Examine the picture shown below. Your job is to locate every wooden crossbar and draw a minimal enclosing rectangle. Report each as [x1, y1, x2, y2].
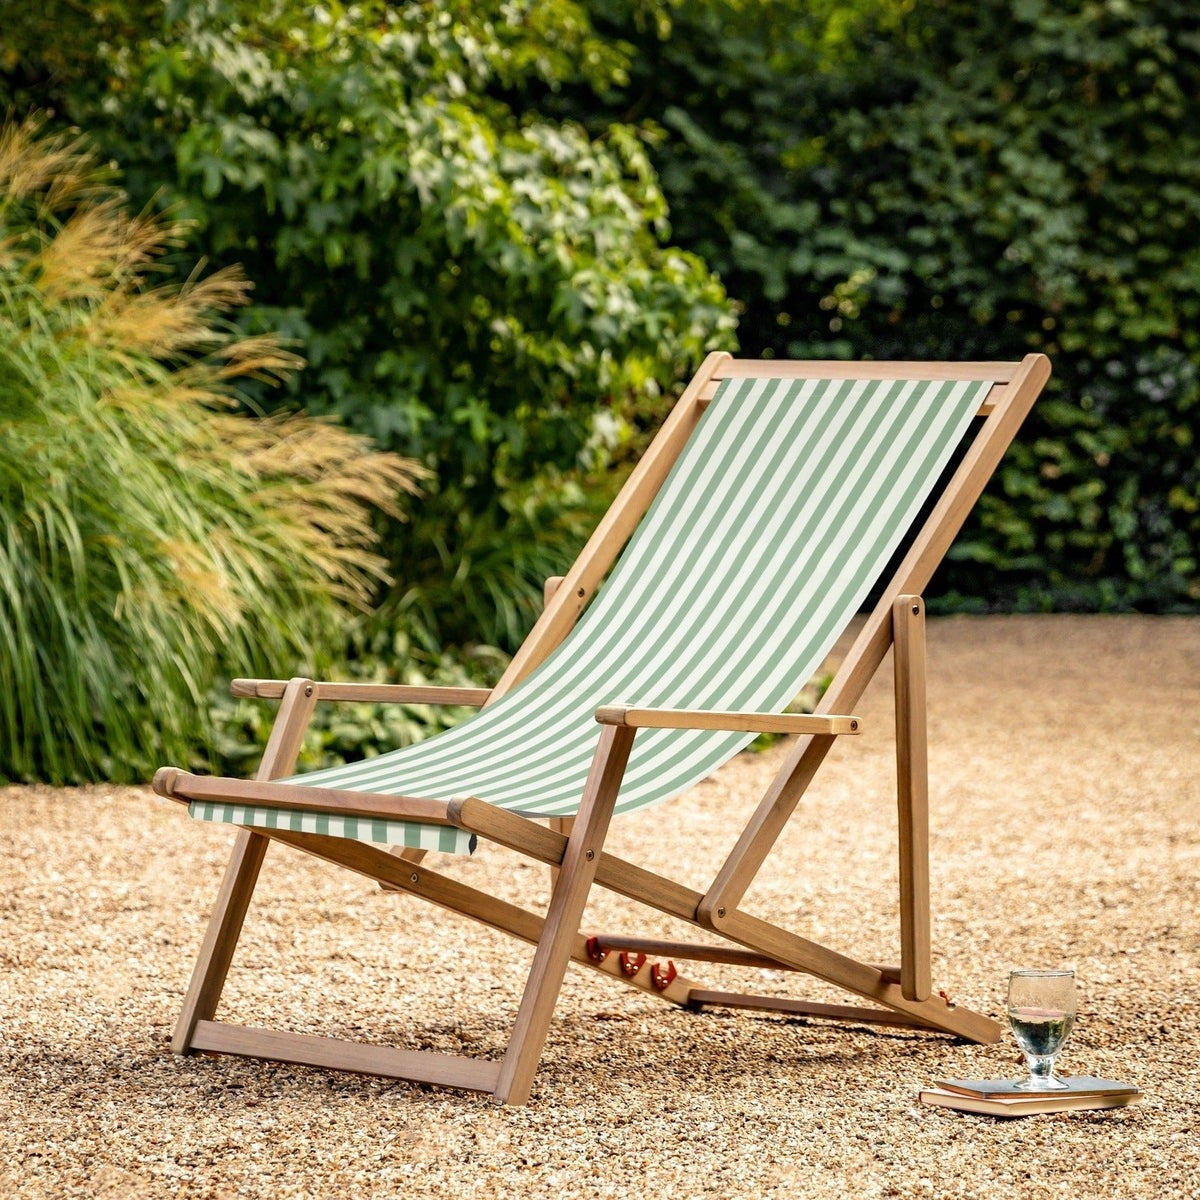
[585, 934, 902, 982]
[685, 993, 941, 1030]
[714, 360, 1019, 381]
[698, 366, 1012, 414]
[191, 1021, 503, 1092]
[594, 706, 862, 735]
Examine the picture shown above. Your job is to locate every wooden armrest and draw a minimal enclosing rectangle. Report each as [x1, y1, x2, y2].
[230, 678, 492, 706]
[153, 768, 460, 825]
[594, 706, 862, 735]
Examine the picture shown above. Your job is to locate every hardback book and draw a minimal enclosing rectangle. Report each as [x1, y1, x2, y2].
[919, 1084, 1143, 1119]
[933, 1075, 1140, 1101]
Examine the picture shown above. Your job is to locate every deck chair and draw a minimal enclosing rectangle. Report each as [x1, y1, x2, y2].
[154, 352, 1050, 1105]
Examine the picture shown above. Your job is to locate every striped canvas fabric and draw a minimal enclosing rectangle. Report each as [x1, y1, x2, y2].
[191, 375, 988, 852]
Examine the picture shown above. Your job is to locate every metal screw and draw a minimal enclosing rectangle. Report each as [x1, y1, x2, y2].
[577, 587, 586, 597]
[304, 684, 314, 696]
[717, 907, 726, 918]
[410, 872, 419, 883]
[585, 849, 595, 861]
[911, 603, 920, 615]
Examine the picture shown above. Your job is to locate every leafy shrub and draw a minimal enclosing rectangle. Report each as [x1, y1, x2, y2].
[205, 624, 507, 776]
[0, 118, 423, 782]
[3, 0, 737, 652]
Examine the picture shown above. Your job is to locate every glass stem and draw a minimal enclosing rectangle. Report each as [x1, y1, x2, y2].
[1026, 1054, 1057, 1084]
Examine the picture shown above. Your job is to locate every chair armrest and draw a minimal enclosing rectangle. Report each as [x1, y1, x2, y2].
[230, 678, 493, 707]
[594, 706, 862, 735]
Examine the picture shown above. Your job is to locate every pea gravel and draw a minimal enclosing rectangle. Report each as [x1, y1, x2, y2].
[2, 615, 1197, 1199]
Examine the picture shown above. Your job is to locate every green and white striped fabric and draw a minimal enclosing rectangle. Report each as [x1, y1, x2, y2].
[190, 375, 988, 853]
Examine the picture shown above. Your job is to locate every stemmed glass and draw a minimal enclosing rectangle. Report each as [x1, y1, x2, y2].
[1006, 968, 1076, 1091]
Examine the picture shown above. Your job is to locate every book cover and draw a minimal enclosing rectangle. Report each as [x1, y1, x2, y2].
[933, 1075, 1139, 1101]
[919, 1087, 1143, 1118]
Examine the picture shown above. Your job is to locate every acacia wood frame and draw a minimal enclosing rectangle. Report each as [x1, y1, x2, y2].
[155, 351, 1051, 1105]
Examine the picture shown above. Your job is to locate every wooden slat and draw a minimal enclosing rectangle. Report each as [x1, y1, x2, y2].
[191, 1021, 502, 1093]
[258, 678, 319, 779]
[893, 596, 931, 1002]
[698, 374, 1003, 414]
[601, 849, 710, 924]
[230, 678, 492, 706]
[698, 353, 1050, 922]
[172, 833, 269, 1055]
[160, 772, 458, 826]
[589, 936, 789, 969]
[595, 706, 861, 735]
[547, 814, 573, 888]
[451, 796, 568, 863]
[685, 992, 939, 1029]
[714, 360, 1019, 382]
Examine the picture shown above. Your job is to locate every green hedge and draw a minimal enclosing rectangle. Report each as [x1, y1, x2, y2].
[5, 0, 1195, 618]
[554, 0, 1200, 610]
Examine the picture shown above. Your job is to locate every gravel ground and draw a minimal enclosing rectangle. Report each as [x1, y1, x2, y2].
[2, 615, 1198, 1199]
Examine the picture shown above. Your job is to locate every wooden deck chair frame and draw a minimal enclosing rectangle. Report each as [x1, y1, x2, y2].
[155, 351, 1051, 1105]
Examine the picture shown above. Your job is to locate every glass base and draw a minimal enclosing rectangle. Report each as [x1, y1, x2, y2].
[1013, 1073, 1070, 1091]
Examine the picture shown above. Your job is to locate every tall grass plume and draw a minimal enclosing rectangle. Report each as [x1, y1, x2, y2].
[0, 116, 424, 783]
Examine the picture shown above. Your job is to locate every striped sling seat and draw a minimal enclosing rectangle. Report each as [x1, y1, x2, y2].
[186, 373, 988, 853]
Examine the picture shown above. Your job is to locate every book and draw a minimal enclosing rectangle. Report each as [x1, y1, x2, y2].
[919, 1086, 1143, 1118]
[933, 1075, 1139, 1101]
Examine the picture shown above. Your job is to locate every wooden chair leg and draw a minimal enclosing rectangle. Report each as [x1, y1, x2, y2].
[893, 596, 931, 1002]
[494, 724, 635, 1105]
[172, 828, 270, 1052]
[172, 676, 318, 1052]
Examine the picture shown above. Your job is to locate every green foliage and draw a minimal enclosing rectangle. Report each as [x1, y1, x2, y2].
[3, 0, 736, 652]
[0, 118, 422, 782]
[205, 625, 505, 776]
[560, 0, 1200, 610]
[387, 467, 606, 655]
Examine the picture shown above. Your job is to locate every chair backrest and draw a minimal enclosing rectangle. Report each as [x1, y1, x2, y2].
[291, 373, 988, 826]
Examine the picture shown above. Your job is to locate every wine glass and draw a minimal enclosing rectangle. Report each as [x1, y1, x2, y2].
[1006, 968, 1076, 1090]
